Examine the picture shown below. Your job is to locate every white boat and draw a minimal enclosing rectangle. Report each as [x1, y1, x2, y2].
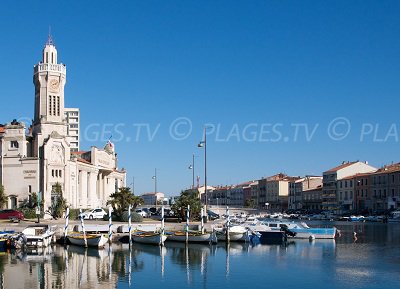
[22, 225, 56, 248]
[388, 211, 400, 223]
[132, 231, 167, 246]
[167, 231, 217, 243]
[251, 219, 337, 239]
[67, 232, 108, 248]
[215, 226, 250, 242]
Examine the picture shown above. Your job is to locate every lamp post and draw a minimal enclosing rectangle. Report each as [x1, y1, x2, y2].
[152, 168, 157, 209]
[188, 153, 195, 189]
[198, 127, 208, 219]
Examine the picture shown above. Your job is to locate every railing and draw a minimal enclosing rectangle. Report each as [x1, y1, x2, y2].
[34, 63, 66, 74]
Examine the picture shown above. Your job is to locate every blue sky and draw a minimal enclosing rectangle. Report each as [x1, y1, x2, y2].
[1, 0, 400, 195]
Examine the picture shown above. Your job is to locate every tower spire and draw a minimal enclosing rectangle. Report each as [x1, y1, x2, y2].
[46, 26, 55, 46]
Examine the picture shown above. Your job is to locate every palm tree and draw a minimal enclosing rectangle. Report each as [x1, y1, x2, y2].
[171, 190, 201, 221]
[0, 185, 8, 209]
[107, 187, 143, 219]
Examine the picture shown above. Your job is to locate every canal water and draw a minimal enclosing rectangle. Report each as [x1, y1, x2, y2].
[0, 222, 399, 289]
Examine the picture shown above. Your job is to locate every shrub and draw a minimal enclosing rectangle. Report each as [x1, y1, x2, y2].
[20, 208, 37, 219]
[121, 211, 143, 223]
[69, 209, 80, 220]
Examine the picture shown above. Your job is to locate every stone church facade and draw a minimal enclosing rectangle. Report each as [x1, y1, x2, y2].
[0, 36, 126, 212]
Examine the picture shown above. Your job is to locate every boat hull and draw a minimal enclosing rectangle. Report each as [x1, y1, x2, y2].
[132, 233, 167, 246]
[167, 231, 217, 243]
[289, 228, 337, 239]
[216, 231, 249, 242]
[68, 233, 108, 248]
[258, 230, 287, 244]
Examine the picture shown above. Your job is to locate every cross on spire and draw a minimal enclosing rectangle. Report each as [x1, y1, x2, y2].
[46, 26, 55, 46]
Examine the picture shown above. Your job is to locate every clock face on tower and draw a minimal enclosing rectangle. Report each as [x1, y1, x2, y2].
[49, 79, 60, 92]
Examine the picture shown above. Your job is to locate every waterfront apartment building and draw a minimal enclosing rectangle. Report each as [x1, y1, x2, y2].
[209, 186, 231, 206]
[322, 161, 376, 212]
[0, 36, 126, 212]
[370, 164, 400, 211]
[288, 176, 323, 210]
[337, 176, 355, 212]
[140, 192, 165, 206]
[257, 173, 300, 211]
[65, 108, 80, 152]
[302, 186, 323, 210]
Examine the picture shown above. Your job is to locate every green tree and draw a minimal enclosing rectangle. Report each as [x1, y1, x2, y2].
[0, 185, 8, 209]
[107, 187, 143, 220]
[31, 192, 44, 209]
[50, 183, 67, 219]
[171, 190, 201, 221]
[245, 198, 256, 208]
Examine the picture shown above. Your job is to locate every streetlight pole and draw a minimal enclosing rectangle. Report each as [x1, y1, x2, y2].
[153, 168, 157, 209]
[188, 154, 195, 189]
[198, 127, 208, 219]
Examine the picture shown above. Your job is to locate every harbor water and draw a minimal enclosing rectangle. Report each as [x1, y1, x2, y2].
[0, 222, 399, 289]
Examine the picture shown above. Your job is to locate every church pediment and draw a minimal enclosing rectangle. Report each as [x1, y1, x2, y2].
[44, 138, 70, 165]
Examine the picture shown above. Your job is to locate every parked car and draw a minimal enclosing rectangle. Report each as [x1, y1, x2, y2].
[79, 208, 107, 220]
[135, 209, 149, 218]
[0, 209, 24, 221]
[207, 210, 220, 220]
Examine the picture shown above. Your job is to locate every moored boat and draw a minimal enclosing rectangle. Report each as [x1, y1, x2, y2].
[132, 231, 167, 246]
[67, 232, 108, 248]
[167, 230, 217, 244]
[388, 211, 400, 223]
[22, 225, 56, 248]
[215, 226, 251, 242]
[255, 220, 337, 239]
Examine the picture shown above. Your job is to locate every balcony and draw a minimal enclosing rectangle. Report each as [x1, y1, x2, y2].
[34, 63, 66, 75]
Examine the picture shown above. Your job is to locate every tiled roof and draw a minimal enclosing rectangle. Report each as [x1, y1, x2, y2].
[77, 158, 91, 165]
[374, 163, 400, 174]
[0, 127, 5, 133]
[71, 151, 89, 155]
[326, 161, 358, 173]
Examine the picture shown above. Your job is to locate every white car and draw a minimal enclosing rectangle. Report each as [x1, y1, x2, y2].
[79, 208, 107, 220]
[135, 209, 149, 218]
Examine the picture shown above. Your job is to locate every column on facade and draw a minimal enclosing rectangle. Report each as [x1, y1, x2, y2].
[78, 170, 83, 206]
[97, 172, 103, 202]
[80, 170, 88, 208]
[103, 174, 108, 206]
[88, 170, 98, 208]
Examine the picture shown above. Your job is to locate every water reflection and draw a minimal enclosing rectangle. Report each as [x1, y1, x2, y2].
[0, 223, 398, 289]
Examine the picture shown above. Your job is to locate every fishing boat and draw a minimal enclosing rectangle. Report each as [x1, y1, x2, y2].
[167, 230, 217, 244]
[67, 232, 108, 248]
[132, 231, 167, 246]
[22, 225, 56, 248]
[215, 226, 251, 242]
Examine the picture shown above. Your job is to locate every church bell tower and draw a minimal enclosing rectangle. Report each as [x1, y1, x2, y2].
[33, 33, 67, 142]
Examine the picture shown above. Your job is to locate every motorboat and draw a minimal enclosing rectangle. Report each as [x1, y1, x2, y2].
[67, 232, 108, 248]
[253, 219, 337, 239]
[22, 225, 56, 248]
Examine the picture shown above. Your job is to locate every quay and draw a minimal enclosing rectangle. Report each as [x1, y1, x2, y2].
[0, 218, 223, 243]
